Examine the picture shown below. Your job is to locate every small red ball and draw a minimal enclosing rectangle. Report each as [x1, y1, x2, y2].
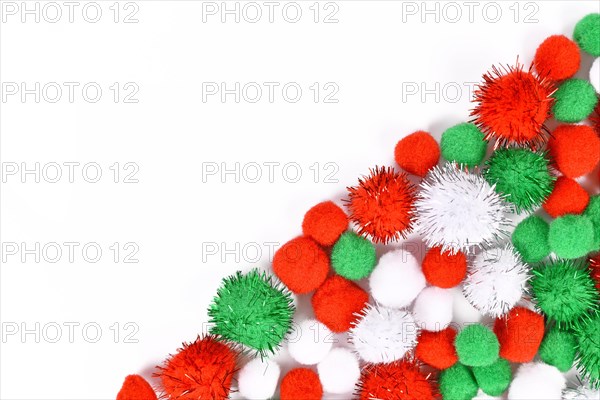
[357, 360, 436, 400]
[415, 327, 458, 370]
[273, 236, 330, 294]
[548, 124, 600, 178]
[395, 131, 441, 177]
[302, 201, 348, 246]
[421, 247, 467, 288]
[280, 368, 323, 400]
[493, 307, 545, 363]
[589, 254, 600, 291]
[543, 176, 589, 217]
[534, 35, 581, 81]
[117, 375, 157, 400]
[312, 275, 369, 332]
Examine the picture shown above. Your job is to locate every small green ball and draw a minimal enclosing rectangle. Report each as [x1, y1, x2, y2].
[584, 195, 600, 250]
[512, 215, 551, 263]
[538, 327, 577, 372]
[549, 215, 595, 259]
[552, 79, 598, 123]
[455, 324, 500, 367]
[439, 363, 479, 400]
[574, 312, 600, 388]
[331, 231, 376, 280]
[472, 358, 512, 396]
[440, 123, 487, 167]
[574, 13, 600, 56]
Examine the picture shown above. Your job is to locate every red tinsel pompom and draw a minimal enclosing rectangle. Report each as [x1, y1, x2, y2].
[394, 131, 440, 177]
[117, 375, 157, 400]
[273, 236, 330, 294]
[493, 307, 545, 363]
[422, 246, 467, 288]
[543, 176, 590, 217]
[415, 327, 458, 370]
[312, 275, 369, 333]
[280, 368, 323, 400]
[548, 124, 600, 178]
[357, 359, 436, 400]
[591, 102, 600, 135]
[534, 35, 581, 81]
[302, 201, 348, 246]
[589, 254, 600, 291]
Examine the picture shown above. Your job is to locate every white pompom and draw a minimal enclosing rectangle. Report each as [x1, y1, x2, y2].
[473, 389, 501, 400]
[350, 304, 418, 363]
[317, 347, 360, 394]
[288, 318, 333, 365]
[563, 385, 600, 399]
[591, 58, 600, 94]
[238, 358, 281, 400]
[452, 287, 483, 324]
[507, 362, 565, 400]
[369, 249, 425, 308]
[412, 286, 453, 331]
[463, 244, 529, 318]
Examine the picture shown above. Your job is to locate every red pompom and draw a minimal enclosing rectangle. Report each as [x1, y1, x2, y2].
[117, 375, 157, 400]
[394, 131, 441, 177]
[493, 307, 545, 363]
[273, 236, 330, 294]
[415, 327, 458, 370]
[346, 166, 417, 244]
[312, 275, 369, 332]
[357, 359, 437, 400]
[591, 102, 600, 135]
[302, 201, 348, 246]
[543, 176, 589, 217]
[548, 124, 600, 178]
[155, 335, 238, 400]
[589, 254, 600, 291]
[534, 35, 581, 81]
[421, 246, 467, 288]
[280, 368, 323, 400]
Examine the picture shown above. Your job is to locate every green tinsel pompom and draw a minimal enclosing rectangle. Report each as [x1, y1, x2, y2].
[584, 195, 600, 251]
[455, 324, 499, 367]
[512, 215, 551, 263]
[331, 231, 376, 280]
[548, 215, 595, 259]
[484, 148, 554, 213]
[574, 313, 600, 388]
[538, 327, 577, 372]
[472, 358, 511, 396]
[440, 123, 488, 167]
[552, 79, 599, 123]
[208, 269, 294, 356]
[439, 363, 479, 400]
[574, 13, 600, 56]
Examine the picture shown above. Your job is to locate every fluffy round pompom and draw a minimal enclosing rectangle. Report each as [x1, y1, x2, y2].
[585, 196, 600, 249]
[413, 286, 453, 331]
[422, 246, 467, 288]
[548, 215, 595, 259]
[331, 231, 376, 280]
[415, 327, 458, 370]
[455, 324, 499, 367]
[280, 368, 323, 400]
[507, 362, 566, 400]
[312, 275, 369, 333]
[369, 249, 426, 308]
[493, 307, 545, 363]
[563, 386, 600, 400]
[208, 270, 294, 355]
[302, 201, 348, 246]
[156, 335, 238, 400]
[591, 58, 600, 93]
[548, 124, 600, 178]
[543, 176, 589, 218]
[511, 215, 550, 263]
[317, 347, 360, 394]
[552, 79, 599, 122]
[346, 166, 417, 244]
[117, 375, 157, 400]
[238, 358, 280, 400]
[440, 123, 487, 167]
[395, 130, 440, 177]
[356, 359, 436, 400]
[538, 327, 577, 372]
[573, 312, 600, 387]
[439, 363, 479, 400]
[350, 305, 418, 363]
[534, 35, 581, 81]
[472, 358, 511, 396]
[273, 237, 329, 294]
[288, 319, 333, 365]
[574, 13, 600, 56]
[416, 164, 510, 254]
[463, 245, 528, 318]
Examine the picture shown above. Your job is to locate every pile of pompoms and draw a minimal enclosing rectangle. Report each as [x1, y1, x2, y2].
[117, 14, 600, 400]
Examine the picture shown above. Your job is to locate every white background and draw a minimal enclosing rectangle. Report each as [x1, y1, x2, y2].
[1, 1, 599, 399]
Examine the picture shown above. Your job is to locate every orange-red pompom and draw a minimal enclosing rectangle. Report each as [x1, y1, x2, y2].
[312, 275, 369, 332]
[534, 35, 581, 81]
[280, 368, 323, 400]
[394, 131, 441, 177]
[357, 359, 437, 400]
[493, 307, 545, 363]
[591, 102, 600, 134]
[548, 124, 600, 178]
[421, 246, 467, 288]
[543, 176, 590, 217]
[302, 201, 348, 246]
[415, 327, 459, 370]
[590, 254, 600, 291]
[117, 375, 157, 400]
[273, 236, 330, 294]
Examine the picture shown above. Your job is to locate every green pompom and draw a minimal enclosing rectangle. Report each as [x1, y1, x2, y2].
[440, 123, 488, 167]
[548, 215, 595, 259]
[574, 13, 600, 56]
[531, 260, 599, 326]
[455, 324, 499, 367]
[538, 327, 577, 372]
[552, 79, 598, 123]
[331, 231, 376, 280]
[484, 148, 554, 213]
[208, 269, 294, 356]
[574, 313, 600, 388]
[512, 215, 551, 263]
[472, 358, 511, 396]
[584, 195, 600, 250]
[439, 363, 479, 400]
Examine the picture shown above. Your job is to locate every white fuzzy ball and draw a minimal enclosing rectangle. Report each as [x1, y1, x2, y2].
[452, 287, 483, 324]
[288, 318, 333, 365]
[238, 358, 280, 400]
[369, 249, 425, 308]
[591, 58, 600, 94]
[350, 304, 418, 363]
[508, 362, 565, 400]
[317, 347, 360, 394]
[563, 385, 600, 399]
[473, 389, 501, 400]
[412, 286, 453, 331]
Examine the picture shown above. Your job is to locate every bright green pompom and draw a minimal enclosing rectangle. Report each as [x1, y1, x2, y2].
[455, 324, 500, 367]
[440, 123, 488, 167]
[584, 195, 600, 250]
[331, 231, 376, 280]
[538, 327, 577, 372]
[574, 312, 600, 388]
[512, 215, 551, 263]
[552, 79, 598, 122]
[574, 13, 600, 56]
[472, 358, 511, 396]
[208, 269, 294, 356]
[439, 363, 479, 400]
[548, 215, 595, 259]
[484, 148, 554, 213]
